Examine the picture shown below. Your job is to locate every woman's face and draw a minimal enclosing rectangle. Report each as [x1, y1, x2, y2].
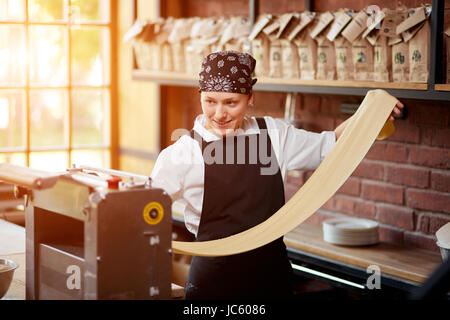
[201, 91, 253, 137]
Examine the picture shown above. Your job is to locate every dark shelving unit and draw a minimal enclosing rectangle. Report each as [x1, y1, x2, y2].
[131, 0, 450, 101]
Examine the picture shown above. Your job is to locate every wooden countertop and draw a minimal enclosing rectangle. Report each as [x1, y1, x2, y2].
[284, 223, 442, 284]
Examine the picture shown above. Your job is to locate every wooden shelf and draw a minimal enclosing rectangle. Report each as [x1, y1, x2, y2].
[435, 84, 450, 91]
[257, 77, 428, 90]
[132, 69, 427, 90]
[132, 69, 450, 101]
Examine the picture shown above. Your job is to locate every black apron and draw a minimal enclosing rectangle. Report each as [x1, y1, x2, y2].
[185, 118, 293, 300]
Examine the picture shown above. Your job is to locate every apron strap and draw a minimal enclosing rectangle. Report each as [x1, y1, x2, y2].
[255, 117, 267, 130]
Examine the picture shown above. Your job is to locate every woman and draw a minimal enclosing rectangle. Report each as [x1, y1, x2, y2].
[151, 50, 403, 299]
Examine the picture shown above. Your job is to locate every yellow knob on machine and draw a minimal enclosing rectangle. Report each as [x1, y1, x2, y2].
[142, 202, 164, 225]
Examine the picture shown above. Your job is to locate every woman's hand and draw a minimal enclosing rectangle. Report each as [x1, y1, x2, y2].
[334, 100, 405, 141]
[389, 101, 404, 121]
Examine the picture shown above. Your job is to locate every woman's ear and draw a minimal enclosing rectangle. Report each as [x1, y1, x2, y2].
[248, 94, 254, 107]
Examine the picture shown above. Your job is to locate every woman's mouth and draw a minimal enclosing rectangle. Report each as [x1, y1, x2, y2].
[213, 120, 232, 128]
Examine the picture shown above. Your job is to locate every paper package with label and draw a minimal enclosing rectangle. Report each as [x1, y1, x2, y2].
[124, 20, 159, 71]
[262, 16, 283, 78]
[249, 14, 272, 77]
[334, 35, 354, 80]
[221, 16, 251, 53]
[373, 34, 392, 82]
[361, 8, 391, 82]
[278, 13, 301, 78]
[185, 18, 223, 75]
[352, 35, 374, 81]
[381, 7, 409, 82]
[289, 11, 316, 80]
[311, 12, 335, 80]
[168, 18, 197, 73]
[399, 6, 431, 83]
[154, 18, 176, 72]
[328, 9, 354, 80]
[341, 10, 373, 81]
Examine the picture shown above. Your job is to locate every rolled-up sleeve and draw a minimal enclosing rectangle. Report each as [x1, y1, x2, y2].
[150, 135, 195, 202]
[151, 147, 183, 201]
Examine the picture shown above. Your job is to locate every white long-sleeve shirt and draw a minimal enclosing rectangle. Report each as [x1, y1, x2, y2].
[150, 114, 336, 236]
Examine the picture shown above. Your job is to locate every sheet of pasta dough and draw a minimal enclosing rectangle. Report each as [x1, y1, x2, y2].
[172, 89, 399, 256]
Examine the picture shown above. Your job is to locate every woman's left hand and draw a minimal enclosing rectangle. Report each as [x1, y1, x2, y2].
[389, 101, 404, 121]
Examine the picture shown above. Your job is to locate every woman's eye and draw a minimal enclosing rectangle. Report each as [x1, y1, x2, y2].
[227, 101, 236, 105]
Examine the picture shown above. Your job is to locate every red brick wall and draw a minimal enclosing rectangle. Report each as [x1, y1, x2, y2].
[161, 0, 450, 253]
[263, 93, 450, 253]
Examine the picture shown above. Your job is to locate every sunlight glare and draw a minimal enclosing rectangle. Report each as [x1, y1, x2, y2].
[0, 98, 9, 129]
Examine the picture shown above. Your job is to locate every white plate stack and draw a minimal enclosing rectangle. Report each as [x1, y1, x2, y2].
[323, 217, 379, 246]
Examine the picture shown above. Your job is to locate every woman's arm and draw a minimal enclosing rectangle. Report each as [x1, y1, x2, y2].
[334, 101, 405, 141]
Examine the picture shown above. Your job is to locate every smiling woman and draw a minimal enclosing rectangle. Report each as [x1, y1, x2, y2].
[200, 91, 253, 137]
[0, 0, 113, 172]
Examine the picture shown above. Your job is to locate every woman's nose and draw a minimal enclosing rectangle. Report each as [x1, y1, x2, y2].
[215, 104, 226, 119]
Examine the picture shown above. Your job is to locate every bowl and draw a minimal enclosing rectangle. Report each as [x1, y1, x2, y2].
[0, 258, 18, 299]
[436, 242, 450, 262]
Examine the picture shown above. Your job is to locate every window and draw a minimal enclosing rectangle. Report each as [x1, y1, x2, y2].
[0, 0, 113, 172]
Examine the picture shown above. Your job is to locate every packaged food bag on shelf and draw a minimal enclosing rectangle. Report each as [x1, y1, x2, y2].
[262, 16, 282, 78]
[221, 16, 251, 53]
[343, 10, 372, 81]
[341, 10, 369, 44]
[373, 35, 392, 82]
[155, 17, 175, 72]
[327, 9, 354, 81]
[211, 16, 229, 52]
[123, 20, 161, 71]
[446, 26, 450, 84]
[168, 17, 197, 73]
[334, 36, 354, 80]
[360, 8, 390, 82]
[146, 18, 164, 71]
[327, 9, 352, 42]
[249, 14, 272, 77]
[396, 6, 428, 41]
[309, 11, 335, 80]
[352, 35, 374, 81]
[186, 18, 222, 75]
[277, 13, 300, 78]
[391, 39, 409, 82]
[289, 11, 316, 80]
[408, 20, 430, 83]
[384, 7, 409, 82]
[309, 11, 334, 39]
[362, 7, 385, 46]
[397, 6, 431, 83]
[381, 7, 405, 39]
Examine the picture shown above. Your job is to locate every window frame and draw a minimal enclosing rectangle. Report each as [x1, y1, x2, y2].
[0, 0, 118, 170]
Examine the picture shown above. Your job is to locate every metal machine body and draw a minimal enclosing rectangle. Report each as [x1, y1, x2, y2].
[0, 164, 172, 300]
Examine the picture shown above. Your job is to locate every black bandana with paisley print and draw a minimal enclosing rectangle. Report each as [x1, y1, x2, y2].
[198, 50, 258, 95]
